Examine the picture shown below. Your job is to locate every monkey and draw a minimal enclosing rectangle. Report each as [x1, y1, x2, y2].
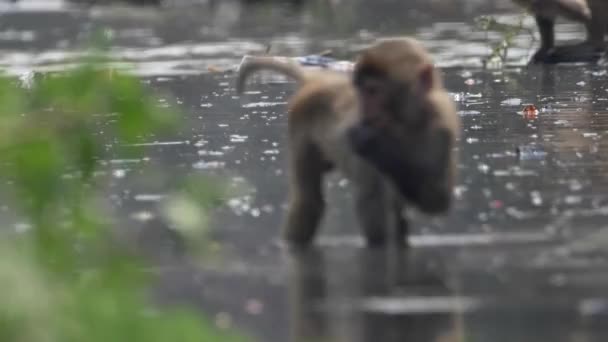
[236, 37, 460, 249]
[512, 0, 608, 63]
[346, 41, 460, 216]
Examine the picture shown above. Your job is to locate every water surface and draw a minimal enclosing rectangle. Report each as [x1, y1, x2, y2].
[2, 1, 607, 341]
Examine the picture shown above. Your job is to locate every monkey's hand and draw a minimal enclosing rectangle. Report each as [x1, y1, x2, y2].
[347, 121, 381, 155]
[347, 122, 427, 201]
[348, 123, 453, 213]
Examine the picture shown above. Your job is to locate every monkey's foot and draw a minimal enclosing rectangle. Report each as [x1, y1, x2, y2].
[530, 43, 605, 64]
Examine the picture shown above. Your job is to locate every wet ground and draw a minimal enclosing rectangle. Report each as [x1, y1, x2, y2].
[2, 0, 608, 341]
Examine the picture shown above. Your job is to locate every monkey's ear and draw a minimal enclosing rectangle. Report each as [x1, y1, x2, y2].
[418, 64, 435, 93]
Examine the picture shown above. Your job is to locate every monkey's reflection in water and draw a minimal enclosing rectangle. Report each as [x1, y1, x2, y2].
[286, 248, 463, 342]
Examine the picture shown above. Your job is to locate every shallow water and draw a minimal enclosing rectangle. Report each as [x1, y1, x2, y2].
[2, 1, 608, 341]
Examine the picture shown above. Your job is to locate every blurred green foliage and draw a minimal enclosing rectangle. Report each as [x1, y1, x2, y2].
[475, 14, 534, 68]
[0, 48, 248, 341]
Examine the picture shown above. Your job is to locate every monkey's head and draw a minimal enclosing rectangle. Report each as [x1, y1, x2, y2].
[349, 38, 452, 213]
[352, 38, 440, 134]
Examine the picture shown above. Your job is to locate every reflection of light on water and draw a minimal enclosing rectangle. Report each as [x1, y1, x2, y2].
[2, 57, 242, 78]
[227, 195, 253, 216]
[198, 150, 224, 156]
[134, 194, 165, 202]
[457, 110, 481, 116]
[14, 222, 31, 234]
[230, 134, 247, 143]
[242, 102, 287, 108]
[0, 30, 35, 42]
[0, 0, 67, 12]
[360, 296, 482, 314]
[130, 210, 155, 222]
[194, 139, 208, 147]
[123, 140, 189, 147]
[192, 160, 225, 169]
[319, 231, 554, 248]
[112, 169, 127, 178]
[0, 39, 267, 77]
[106, 157, 150, 164]
[113, 41, 263, 60]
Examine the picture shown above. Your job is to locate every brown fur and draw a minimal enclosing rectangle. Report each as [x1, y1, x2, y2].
[236, 37, 460, 248]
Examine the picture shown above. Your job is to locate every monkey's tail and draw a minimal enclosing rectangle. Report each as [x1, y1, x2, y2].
[236, 56, 306, 94]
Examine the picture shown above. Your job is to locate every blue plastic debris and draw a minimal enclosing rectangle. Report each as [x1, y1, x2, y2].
[295, 55, 340, 67]
[516, 145, 547, 161]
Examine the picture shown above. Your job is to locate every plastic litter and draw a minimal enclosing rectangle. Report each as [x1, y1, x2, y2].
[516, 145, 547, 161]
[522, 104, 538, 120]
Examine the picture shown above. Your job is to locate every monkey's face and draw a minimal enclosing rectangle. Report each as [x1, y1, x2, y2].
[354, 62, 435, 128]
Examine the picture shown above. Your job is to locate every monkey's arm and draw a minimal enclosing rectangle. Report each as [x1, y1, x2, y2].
[348, 124, 453, 213]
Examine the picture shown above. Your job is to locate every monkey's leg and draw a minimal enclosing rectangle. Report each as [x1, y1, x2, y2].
[588, 0, 608, 45]
[540, 13, 606, 64]
[283, 142, 326, 248]
[544, 5, 608, 62]
[531, 16, 555, 63]
[393, 200, 409, 248]
[354, 174, 389, 248]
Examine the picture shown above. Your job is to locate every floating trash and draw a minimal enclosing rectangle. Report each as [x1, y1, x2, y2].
[522, 104, 538, 120]
[501, 98, 522, 106]
[464, 78, 476, 86]
[458, 110, 481, 116]
[516, 145, 547, 161]
[244, 298, 264, 315]
[489, 199, 503, 209]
